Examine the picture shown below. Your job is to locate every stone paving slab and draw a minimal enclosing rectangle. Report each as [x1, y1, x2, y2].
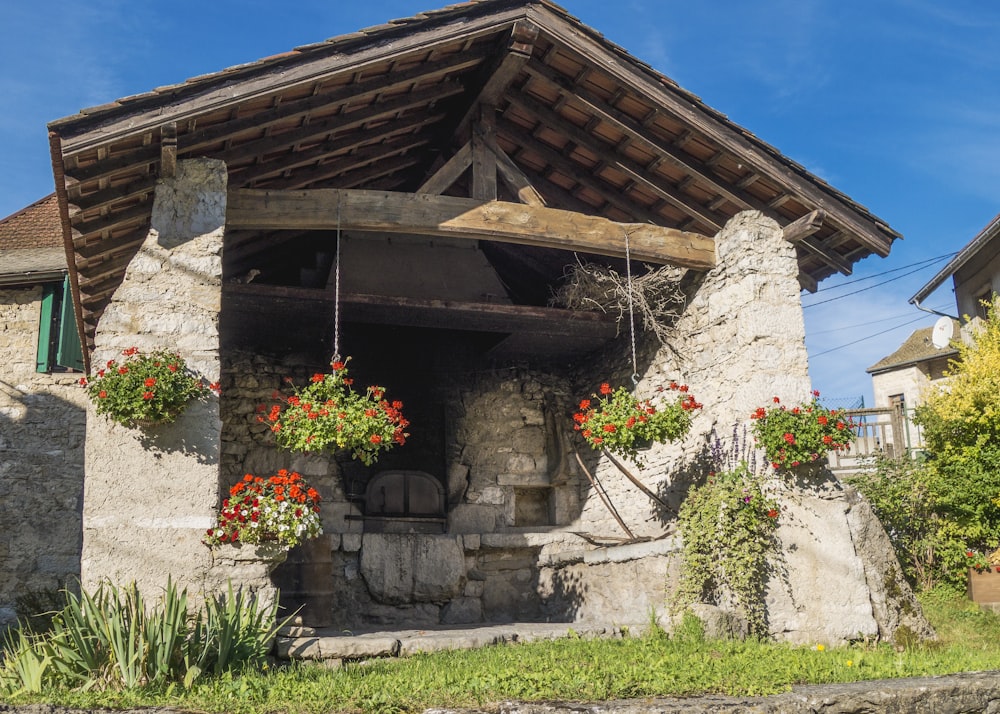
[276, 621, 634, 661]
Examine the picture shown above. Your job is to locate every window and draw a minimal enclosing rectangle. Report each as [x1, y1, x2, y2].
[36, 275, 84, 373]
[975, 288, 994, 320]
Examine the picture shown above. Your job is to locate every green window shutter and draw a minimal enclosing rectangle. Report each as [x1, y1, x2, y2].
[35, 283, 58, 372]
[56, 275, 84, 371]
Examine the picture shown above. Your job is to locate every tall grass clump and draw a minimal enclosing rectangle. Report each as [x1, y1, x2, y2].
[0, 579, 284, 695]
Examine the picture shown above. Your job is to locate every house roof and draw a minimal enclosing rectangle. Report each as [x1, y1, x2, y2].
[47, 0, 901, 356]
[911, 212, 1000, 307]
[866, 322, 959, 375]
[0, 194, 67, 283]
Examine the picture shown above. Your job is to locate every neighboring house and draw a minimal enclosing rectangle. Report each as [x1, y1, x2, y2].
[859, 212, 1000, 462]
[0, 195, 86, 628]
[5, 0, 928, 645]
[911, 212, 1000, 320]
[864, 321, 959, 455]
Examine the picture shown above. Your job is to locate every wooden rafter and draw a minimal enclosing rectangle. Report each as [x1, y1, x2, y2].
[226, 188, 714, 269]
[505, 92, 726, 231]
[419, 141, 472, 194]
[453, 20, 538, 143]
[533, 9, 894, 256]
[494, 146, 545, 207]
[500, 123, 675, 226]
[230, 121, 434, 185]
[208, 84, 463, 169]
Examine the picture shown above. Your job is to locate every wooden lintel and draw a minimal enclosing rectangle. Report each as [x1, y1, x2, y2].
[418, 141, 472, 194]
[226, 188, 715, 270]
[782, 209, 825, 244]
[222, 283, 619, 339]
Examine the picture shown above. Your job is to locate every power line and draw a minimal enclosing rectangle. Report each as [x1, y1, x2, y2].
[807, 303, 951, 336]
[810, 312, 936, 358]
[802, 259, 952, 309]
[809, 252, 957, 294]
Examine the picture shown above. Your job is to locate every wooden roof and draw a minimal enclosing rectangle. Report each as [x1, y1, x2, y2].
[47, 0, 900, 358]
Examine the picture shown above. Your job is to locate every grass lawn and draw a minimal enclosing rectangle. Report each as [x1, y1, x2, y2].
[6, 589, 1000, 714]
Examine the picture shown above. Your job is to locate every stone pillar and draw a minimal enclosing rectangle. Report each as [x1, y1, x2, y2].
[675, 209, 810, 424]
[673, 210, 929, 645]
[81, 159, 226, 599]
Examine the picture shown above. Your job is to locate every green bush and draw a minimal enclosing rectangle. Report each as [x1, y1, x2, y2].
[0, 579, 283, 695]
[850, 301, 1000, 591]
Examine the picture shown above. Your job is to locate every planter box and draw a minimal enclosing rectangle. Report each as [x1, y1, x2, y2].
[967, 568, 1000, 604]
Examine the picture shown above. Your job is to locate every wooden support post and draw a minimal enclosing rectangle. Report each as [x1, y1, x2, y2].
[160, 122, 177, 179]
[471, 106, 498, 200]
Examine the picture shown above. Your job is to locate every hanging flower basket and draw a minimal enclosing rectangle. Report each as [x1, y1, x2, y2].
[79, 347, 217, 428]
[572, 381, 701, 461]
[749, 392, 853, 471]
[204, 470, 323, 551]
[260, 357, 409, 465]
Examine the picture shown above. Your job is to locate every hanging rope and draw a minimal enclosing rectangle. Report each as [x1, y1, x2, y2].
[624, 229, 639, 384]
[332, 193, 342, 362]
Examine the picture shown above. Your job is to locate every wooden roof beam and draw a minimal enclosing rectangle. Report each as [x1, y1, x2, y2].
[531, 8, 896, 255]
[783, 210, 852, 276]
[419, 141, 472, 194]
[64, 54, 489, 186]
[520, 62, 851, 239]
[494, 145, 545, 207]
[505, 93, 726, 231]
[501, 123, 667, 225]
[453, 20, 538, 143]
[782, 209, 825, 244]
[229, 117, 435, 185]
[264, 153, 423, 192]
[227, 188, 714, 270]
[215, 83, 463, 168]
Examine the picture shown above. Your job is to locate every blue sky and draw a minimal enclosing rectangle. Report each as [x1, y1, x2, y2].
[3, 0, 998, 404]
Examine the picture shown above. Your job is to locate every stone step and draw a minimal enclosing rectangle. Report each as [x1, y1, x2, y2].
[275, 622, 630, 663]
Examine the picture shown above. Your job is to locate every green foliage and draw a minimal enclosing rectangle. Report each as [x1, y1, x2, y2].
[82, 347, 210, 427]
[262, 357, 409, 465]
[846, 454, 941, 589]
[676, 445, 780, 637]
[750, 394, 853, 470]
[916, 304, 1000, 458]
[849, 448, 1000, 591]
[572, 381, 700, 461]
[854, 302, 1000, 590]
[9, 590, 1000, 713]
[0, 579, 283, 696]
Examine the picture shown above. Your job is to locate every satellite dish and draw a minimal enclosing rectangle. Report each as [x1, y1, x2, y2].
[931, 316, 954, 349]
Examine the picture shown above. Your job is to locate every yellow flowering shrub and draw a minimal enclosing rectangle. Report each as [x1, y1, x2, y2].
[916, 301, 1000, 458]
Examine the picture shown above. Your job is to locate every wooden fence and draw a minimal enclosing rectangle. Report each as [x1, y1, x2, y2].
[826, 406, 924, 474]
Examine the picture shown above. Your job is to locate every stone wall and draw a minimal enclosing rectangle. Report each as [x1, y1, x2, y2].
[82, 159, 226, 600]
[0, 286, 86, 628]
[204, 210, 928, 644]
[71, 181, 927, 645]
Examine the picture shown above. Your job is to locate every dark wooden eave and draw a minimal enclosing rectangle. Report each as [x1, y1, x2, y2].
[47, 0, 901, 362]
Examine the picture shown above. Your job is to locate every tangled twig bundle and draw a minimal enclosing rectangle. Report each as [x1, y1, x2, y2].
[550, 260, 686, 344]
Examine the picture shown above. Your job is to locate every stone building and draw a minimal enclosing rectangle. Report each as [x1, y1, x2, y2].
[8, 0, 931, 644]
[912, 211, 1000, 321]
[864, 322, 959, 455]
[0, 195, 87, 629]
